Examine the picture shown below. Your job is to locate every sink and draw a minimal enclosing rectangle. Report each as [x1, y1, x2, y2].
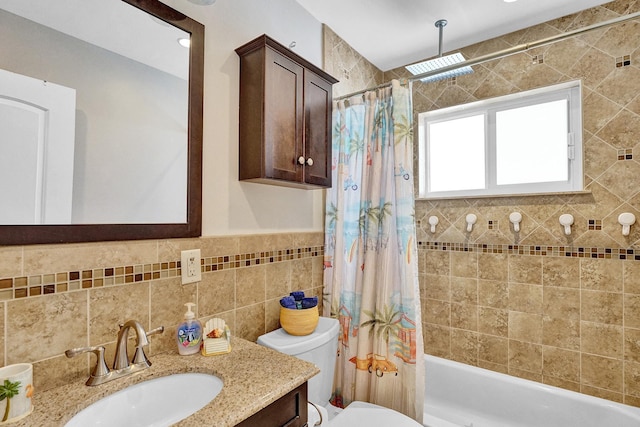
[65, 373, 223, 427]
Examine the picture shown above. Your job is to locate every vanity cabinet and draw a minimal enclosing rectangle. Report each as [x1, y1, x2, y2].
[236, 35, 338, 189]
[236, 381, 308, 427]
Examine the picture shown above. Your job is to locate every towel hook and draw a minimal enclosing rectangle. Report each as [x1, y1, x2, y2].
[618, 212, 636, 236]
[428, 216, 439, 233]
[465, 213, 477, 232]
[559, 214, 574, 236]
[509, 212, 522, 232]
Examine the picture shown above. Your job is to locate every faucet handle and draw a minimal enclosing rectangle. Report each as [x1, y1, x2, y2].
[146, 325, 165, 338]
[132, 326, 165, 366]
[132, 347, 151, 366]
[65, 345, 110, 385]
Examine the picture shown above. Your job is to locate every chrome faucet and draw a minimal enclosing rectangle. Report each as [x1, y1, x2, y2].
[66, 320, 164, 386]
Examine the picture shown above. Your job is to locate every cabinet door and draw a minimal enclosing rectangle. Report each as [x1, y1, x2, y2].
[303, 71, 332, 187]
[264, 48, 304, 183]
[236, 382, 308, 427]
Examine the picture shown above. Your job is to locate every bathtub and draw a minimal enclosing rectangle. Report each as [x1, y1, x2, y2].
[423, 354, 640, 427]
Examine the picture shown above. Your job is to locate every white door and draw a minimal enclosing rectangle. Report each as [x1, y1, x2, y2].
[0, 68, 76, 224]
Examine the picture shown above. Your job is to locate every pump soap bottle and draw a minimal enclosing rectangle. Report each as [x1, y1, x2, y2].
[176, 302, 203, 355]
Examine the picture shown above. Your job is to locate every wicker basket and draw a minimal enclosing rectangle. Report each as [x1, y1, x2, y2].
[280, 306, 319, 336]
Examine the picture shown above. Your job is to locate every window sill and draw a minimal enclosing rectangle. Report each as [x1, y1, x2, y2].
[417, 190, 592, 202]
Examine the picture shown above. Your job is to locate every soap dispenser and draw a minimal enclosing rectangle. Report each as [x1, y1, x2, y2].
[176, 302, 203, 355]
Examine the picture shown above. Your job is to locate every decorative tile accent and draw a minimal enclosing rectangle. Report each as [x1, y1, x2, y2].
[0, 245, 323, 302]
[617, 149, 633, 160]
[588, 219, 603, 230]
[532, 54, 544, 64]
[615, 55, 631, 68]
[418, 241, 640, 260]
[488, 220, 497, 230]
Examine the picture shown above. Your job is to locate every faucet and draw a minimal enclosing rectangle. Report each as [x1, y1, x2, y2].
[66, 320, 164, 386]
[114, 320, 151, 370]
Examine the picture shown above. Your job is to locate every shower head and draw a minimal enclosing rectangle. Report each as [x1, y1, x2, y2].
[405, 19, 474, 83]
[405, 53, 473, 82]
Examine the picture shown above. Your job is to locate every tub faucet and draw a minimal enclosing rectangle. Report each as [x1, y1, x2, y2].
[114, 320, 151, 370]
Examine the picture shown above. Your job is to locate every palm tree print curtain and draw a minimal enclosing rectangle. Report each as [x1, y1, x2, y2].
[324, 80, 424, 422]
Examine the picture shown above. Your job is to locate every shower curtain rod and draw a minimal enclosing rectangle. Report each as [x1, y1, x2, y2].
[334, 10, 640, 101]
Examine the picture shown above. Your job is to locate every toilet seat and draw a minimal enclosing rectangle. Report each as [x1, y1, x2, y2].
[329, 401, 422, 427]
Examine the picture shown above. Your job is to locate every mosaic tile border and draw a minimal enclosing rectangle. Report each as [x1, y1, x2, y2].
[418, 241, 640, 260]
[0, 245, 324, 302]
[7, 241, 637, 301]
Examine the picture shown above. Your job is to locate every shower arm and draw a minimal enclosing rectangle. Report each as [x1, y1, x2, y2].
[335, 10, 640, 100]
[435, 19, 447, 58]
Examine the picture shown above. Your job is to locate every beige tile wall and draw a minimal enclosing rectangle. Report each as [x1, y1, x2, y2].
[323, 26, 385, 98]
[0, 232, 324, 393]
[401, 0, 640, 407]
[325, 0, 640, 407]
[419, 244, 640, 406]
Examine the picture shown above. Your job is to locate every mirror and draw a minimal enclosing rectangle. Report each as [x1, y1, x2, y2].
[0, 0, 204, 244]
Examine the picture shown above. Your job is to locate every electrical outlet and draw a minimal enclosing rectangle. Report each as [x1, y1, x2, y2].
[180, 249, 202, 284]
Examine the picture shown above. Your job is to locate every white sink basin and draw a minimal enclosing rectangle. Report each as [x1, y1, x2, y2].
[65, 373, 223, 427]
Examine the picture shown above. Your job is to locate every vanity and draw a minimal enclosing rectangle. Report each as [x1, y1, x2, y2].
[14, 337, 318, 426]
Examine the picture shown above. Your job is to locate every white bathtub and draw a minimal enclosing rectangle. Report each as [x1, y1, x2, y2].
[423, 354, 640, 427]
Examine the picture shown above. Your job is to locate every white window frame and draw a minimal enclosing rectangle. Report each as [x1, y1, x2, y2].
[418, 80, 583, 199]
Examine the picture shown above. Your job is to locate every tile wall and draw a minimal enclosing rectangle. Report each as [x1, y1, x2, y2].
[323, 26, 385, 98]
[0, 232, 324, 393]
[325, 0, 640, 407]
[418, 243, 640, 406]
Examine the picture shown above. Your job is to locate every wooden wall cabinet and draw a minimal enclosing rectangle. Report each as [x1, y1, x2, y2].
[236, 381, 308, 427]
[236, 35, 338, 189]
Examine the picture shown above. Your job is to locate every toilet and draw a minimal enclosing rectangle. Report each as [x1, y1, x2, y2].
[257, 317, 422, 427]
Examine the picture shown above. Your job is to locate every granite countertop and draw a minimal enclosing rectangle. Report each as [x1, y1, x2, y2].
[18, 337, 319, 426]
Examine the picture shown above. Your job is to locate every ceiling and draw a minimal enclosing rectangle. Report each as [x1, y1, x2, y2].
[295, 0, 613, 71]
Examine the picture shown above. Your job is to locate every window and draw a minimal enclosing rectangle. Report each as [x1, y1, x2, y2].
[418, 81, 583, 199]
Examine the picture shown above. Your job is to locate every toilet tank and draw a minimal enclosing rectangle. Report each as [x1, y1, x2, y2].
[257, 317, 339, 407]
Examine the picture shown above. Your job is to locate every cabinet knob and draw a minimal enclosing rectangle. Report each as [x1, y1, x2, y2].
[297, 157, 314, 166]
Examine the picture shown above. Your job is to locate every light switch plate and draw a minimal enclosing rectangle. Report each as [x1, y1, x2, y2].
[181, 249, 202, 284]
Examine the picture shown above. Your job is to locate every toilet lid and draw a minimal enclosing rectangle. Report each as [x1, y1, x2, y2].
[329, 401, 422, 427]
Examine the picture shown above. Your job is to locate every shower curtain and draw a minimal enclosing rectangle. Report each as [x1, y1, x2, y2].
[323, 79, 424, 422]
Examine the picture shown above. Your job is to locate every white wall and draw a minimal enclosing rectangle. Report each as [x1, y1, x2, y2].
[161, 0, 327, 236]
